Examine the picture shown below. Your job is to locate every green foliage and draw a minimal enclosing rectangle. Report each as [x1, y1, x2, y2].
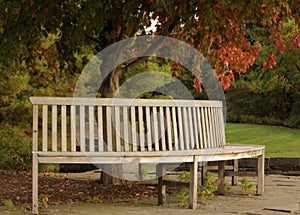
[20, 203, 31, 212]
[224, 181, 231, 192]
[0, 67, 32, 125]
[1, 0, 299, 93]
[198, 172, 217, 202]
[2, 199, 31, 213]
[178, 171, 190, 183]
[3, 199, 16, 212]
[240, 178, 255, 194]
[176, 188, 190, 207]
[0, 125, 31, 170]
[39, 194, 49, 209]
[86, 195, 102, 203]
[227, 19, 300, 128]
[176, 171, 218, 206]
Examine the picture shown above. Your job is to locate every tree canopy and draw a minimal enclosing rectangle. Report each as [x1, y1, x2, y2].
[1, 0, 300, 181]
[0, 0, 299, 91]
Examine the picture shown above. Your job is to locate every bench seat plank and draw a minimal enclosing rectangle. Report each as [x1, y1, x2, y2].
[36, 144, 264, 163]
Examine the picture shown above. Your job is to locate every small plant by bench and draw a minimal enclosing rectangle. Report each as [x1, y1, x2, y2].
[176, 171, 218, 206]
[30, 97, 265, 214]
[240, 178, 255, 194]
[198, 172, 217, 202]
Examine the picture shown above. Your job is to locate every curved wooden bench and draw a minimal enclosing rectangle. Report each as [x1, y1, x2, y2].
[30, 97, 264, 214]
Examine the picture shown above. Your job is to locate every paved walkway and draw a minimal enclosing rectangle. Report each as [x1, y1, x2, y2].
[1, 174, 300, 214]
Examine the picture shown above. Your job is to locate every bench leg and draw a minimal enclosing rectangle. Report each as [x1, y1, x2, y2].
[257, 152, 265, 195]
[138, 163, 143, 181]
[218, 161, 226, 195]
[201, 162, 208, 186]
[232, 159, 238, 186]
[188, 156, 198, 209]
[157, 164, 166, 205]
[32, 154, 38, 214]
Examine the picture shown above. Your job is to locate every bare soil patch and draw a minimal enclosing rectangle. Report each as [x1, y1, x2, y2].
[0, 170, 182, 207]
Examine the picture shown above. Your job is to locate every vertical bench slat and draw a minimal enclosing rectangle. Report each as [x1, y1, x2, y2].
[188, 107, 195, 149]
[172, 107, 179, 150]
[177, 107, 184, 150]
[80, 106, 85, 152]
[214, 108, 221, 147]
[32, 105, 38, 152]
[212, 108, 219, 147]
[219, 107, 226, 146]
[182, 107, 190, 150]
[153, 107, 159, 151]
[42, 105, 48, 152]
[207, 107, 215, 148]
[106, 106, 113, 151]
[207, 107, 214, 148]
[215, 108, 220, 147]
[165, 107, 172, 151]
[159, 106, 166, 151]
[97, 106, 104, 152]
[89, 106, 95, 152]
[208, 107, 214, 148]
[131, 106, 137, 151]
[196, 107, 204, 149]
[213, 108, 219, 148]
[138, 106, 145, 151]
[115, 106, 121, 152]
[145, 106, 152, 151]
[61, 105, 67, 152]
[70, 105, 76, 152]
[218, 108, 226, 146]
[204, 107, 211, 148]
[123, 106, 130, 152]
[52, 105, 57, 152]
[201, 107, 208, 149]
[192, 107, 200, 149]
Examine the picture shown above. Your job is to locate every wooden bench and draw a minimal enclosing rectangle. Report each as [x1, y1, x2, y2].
[30, 97, 265, 214]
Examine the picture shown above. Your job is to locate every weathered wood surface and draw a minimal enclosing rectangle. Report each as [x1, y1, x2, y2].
[30, 97, 223, 107]
[30, 97, 227, 154]
[30, 97, 265, 214]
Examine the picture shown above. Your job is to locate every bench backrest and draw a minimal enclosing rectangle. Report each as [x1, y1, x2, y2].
[30, 97, 226, 153]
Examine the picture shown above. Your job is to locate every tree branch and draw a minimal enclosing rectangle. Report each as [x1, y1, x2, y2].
[295, 62, 300, 71]
[121, 36, 168, 73]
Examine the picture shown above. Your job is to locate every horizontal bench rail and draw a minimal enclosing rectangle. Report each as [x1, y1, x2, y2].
[30, 97, 223, 107]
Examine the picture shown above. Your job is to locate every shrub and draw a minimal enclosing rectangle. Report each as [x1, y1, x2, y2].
[226, 83, 300, 128]
[0, 124, 31, 170]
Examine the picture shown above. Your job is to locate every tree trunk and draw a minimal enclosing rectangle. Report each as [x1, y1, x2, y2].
[101, 68, 122, 99]
[99, 56, 150, 184]
[100, 68, 125, 185]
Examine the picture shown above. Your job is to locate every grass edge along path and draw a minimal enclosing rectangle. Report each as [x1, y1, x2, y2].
[225, 123, 300, 158]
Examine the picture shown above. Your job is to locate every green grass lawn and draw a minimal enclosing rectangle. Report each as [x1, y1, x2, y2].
[225, 123, 300, 158]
